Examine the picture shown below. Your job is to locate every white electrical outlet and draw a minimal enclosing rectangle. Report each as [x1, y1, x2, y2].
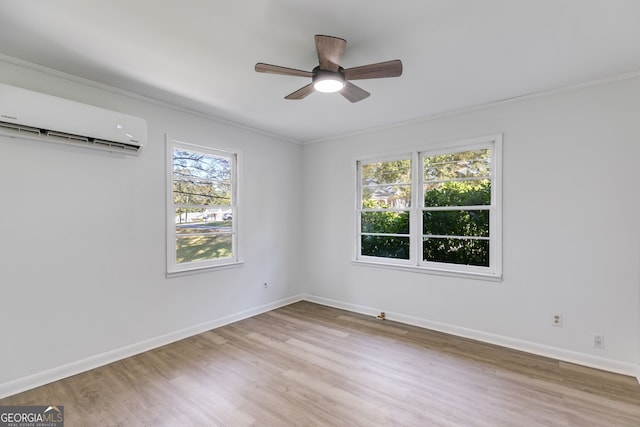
[593, 335, 604, 349]
[552, 313, 563, 327]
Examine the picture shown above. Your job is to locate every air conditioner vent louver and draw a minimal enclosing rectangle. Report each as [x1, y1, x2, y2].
[0, 121, 41, 137]
[92, 139, 140, 153]
[0, 83, 146, 155]
[47, 130, 90, 144]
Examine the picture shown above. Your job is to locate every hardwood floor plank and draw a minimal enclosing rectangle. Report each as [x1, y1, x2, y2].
[1, 301, 639, 426]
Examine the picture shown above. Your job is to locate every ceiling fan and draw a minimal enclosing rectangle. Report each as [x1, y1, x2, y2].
[255, 35, 403, 103]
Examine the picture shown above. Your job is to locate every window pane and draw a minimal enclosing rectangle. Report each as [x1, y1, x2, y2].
[361, 235, 410, 259]
[361, 211, 410, 234]
[424, 149, 491, 181]
[173, 149, 232, 206]
[175, 207, 233, 263]
[422, 237, 489, 266]
[423, 210, 489, 237]
[424, 180, 491, 207]
[362, 159, 411, 184]
[176, 234, 233, 264]
[361, 159, 411, 208]
[174, 207, 233, 229]
[362, 184, 411, 208]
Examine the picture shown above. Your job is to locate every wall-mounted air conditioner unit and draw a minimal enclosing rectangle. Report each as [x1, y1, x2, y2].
[0, 82, 146, 154]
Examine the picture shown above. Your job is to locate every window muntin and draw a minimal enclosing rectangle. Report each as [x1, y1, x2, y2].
[355, 135, 502, 279]
[168, 139, 238, 273]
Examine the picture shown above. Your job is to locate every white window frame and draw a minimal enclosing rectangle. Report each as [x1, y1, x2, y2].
[353, 134, 502, 281]
[166, 136, 242, 276]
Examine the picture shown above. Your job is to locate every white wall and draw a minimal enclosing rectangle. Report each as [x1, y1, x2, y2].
[0, 60, 304, 395]
[302, 76, 640, 376]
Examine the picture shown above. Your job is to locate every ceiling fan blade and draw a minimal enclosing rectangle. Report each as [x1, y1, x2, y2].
[285, 83, 315, 100]
[315, 35, 346, 72]
[255, 63, 313, 78]
[341, 82, 370, 103]
[343, 60, 403, 80]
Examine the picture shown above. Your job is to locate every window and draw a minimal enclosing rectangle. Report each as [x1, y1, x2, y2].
[355, 134, 502, 280]
[167, 138, 240, 274]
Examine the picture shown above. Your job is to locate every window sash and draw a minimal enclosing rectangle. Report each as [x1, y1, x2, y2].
[356, 155, 413, 262]
[419, 144, 494, 270]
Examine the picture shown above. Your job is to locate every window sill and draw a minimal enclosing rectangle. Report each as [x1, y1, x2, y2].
[351, 259, 502, 282]
[166, 260, 244, 279]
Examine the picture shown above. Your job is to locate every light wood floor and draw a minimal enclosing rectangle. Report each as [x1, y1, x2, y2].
[2, 301, 640, 426]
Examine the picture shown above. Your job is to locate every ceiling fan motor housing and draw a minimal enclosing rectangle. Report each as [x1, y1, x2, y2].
[312, 67, 346, 93]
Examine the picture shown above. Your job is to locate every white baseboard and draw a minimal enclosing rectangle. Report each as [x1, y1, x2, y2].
[0, 295, 304, 399]
[302, 294, 640, 382]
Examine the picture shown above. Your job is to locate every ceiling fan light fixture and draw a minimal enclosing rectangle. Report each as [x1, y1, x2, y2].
[256, 35, 402, 102]
[313, 69, 345, 93]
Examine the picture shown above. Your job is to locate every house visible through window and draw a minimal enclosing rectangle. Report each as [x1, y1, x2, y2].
[167, 138, 239, 274]
[355, 134, 502, 280]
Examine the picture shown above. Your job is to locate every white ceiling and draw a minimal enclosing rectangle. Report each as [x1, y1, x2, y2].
[1, 0, 640, 143]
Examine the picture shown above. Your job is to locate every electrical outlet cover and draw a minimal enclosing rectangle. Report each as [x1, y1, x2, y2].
[593, 335, 604, 349]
